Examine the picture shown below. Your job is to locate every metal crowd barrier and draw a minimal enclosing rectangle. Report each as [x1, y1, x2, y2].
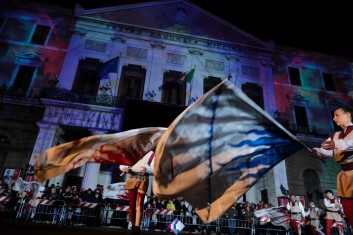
[2, 197, 352, 235]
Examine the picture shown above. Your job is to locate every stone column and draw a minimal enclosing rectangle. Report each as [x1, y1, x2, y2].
[28, 122, 63, 165]
[81, 162, 101, 190]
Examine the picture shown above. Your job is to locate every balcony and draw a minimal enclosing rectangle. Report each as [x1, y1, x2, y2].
[0, 85, 127, 108]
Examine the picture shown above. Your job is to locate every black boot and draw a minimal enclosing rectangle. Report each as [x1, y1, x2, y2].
[127, 226, 140, 235]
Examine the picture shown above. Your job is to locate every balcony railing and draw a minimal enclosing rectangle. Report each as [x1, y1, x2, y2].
[40, 87, 127, 108]
[0, 85, 127, 108]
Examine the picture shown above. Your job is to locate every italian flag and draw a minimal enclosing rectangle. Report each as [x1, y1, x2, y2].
[178, 68, 195, 83]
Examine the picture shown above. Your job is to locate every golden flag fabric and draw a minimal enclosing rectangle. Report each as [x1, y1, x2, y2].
[35, 127, 166, 183]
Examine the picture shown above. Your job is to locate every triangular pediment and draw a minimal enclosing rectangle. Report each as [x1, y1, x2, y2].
[76, 0, 268, 50]
[14, 51, 46, 61]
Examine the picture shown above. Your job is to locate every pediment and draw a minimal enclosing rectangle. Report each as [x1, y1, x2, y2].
[76, 0, 268, 50]
[14, 51, 46, 61]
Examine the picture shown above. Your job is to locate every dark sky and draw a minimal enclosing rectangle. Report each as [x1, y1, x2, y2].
[27, 0, 353, 59]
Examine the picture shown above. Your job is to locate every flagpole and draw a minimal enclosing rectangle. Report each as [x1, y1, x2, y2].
[114, 52, 121, 96]
[188, 65, 196, 105]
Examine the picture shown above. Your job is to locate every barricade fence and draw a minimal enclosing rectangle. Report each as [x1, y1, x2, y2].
[1, 197, 352, 235]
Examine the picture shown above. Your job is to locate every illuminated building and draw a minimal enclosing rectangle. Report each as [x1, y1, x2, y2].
[0, 0, 352, 207]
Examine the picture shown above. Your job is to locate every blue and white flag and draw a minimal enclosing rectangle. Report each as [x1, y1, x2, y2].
[153, 79, 308, 223]
[97, 56, 120, 80]
[168, 218, 185, 235]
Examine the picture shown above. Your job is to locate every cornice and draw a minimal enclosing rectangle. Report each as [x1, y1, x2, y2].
[75, 17, 270, 56]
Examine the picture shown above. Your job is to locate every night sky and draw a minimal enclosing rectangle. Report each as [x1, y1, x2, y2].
[24, 0, 353, 59]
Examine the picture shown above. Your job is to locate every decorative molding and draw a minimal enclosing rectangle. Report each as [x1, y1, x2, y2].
[287, 93, 309, 106]
[150, 41, 166, 49]
[166, 53, 186, 65]
[241, 65, 260, 78]
[14, 51, 46, 62]
[41, 100, 123, 131]
[111, 35, 127, 43]
[126, 46, 148, 59]
[205, 59, 224, 71]
[79, 18, 249, 54]
[69, 27, 87, 36]
[188, 47, 204, 56]
[84, 39, 108, 52]
[225, 54, 239, 61]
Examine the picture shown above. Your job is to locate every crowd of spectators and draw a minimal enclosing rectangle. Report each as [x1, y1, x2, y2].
[1, 178, 331, 234]
[0, 178, 283, 234]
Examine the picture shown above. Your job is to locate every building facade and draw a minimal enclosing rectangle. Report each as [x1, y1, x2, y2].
[0, 0, 352, 208]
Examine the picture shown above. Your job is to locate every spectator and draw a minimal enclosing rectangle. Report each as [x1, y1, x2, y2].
[142, 203, 153, 231]
[227, 204, 238, 235]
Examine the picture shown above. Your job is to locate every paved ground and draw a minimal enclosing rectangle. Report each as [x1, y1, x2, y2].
[0, 221, 206, 235]
[0, 221, 179, 235]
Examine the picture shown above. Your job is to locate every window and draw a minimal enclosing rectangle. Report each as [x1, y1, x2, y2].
[118, 64, 146, 99]
[73, 58, 100, 96]
[294, 105, 309, 133]
[261, 189, 268, 204]
[288, 67, 301, 86]
[10, 65, 36, 96]
[30, 25, 50, 45]
[203, 76, 222, 94]
[303, 169, 321, 206]
[161, 70, 186, 105]
[241, 82, 264, 109]
[322, 72, 335, 91]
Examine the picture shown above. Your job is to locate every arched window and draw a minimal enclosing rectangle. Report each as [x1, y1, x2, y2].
[303, 169, 321, 206]
[73, 58, 101, 96]
[161, 70, 186, 105]
[118, 64, 146, 99]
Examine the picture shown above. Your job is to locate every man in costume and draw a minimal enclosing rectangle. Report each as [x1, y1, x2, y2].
[324, 190, 344, 235]
[311, 107, 353, 228]
[286, 194, 305, 235]
[120, 151, 155, 235]
[307, 201, 324, 235]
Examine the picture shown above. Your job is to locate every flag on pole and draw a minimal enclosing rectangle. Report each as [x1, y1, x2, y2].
[97, 56, 120, 80]
[158, 68, 195, 91]
[34, 127, 166, 183]
[178, 68, 195, 83]
[153, 79, 308, 223]
[168, 218, 185, 235]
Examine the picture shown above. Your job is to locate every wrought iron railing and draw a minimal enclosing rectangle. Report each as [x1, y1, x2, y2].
[0, 84, 127, 108]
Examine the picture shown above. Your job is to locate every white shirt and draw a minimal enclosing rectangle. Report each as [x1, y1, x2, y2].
[119, 151, 155, 175]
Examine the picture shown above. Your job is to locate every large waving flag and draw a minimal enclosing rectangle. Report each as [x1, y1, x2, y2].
[153, 79, 308, 223]
[34, 127, 166, 183]
[97, 56, 120, 80]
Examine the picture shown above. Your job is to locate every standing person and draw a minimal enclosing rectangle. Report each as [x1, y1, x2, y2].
[227, 204, 238, 235]
[307, 201, 324, 235]
[311, 107, 353, 228]
[286, 194, 305, 235]
[142, 202, 153, 231]
[120, 151, 155, 235]
[324, 190, 344, 235]
[165, 199, 176, 232]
